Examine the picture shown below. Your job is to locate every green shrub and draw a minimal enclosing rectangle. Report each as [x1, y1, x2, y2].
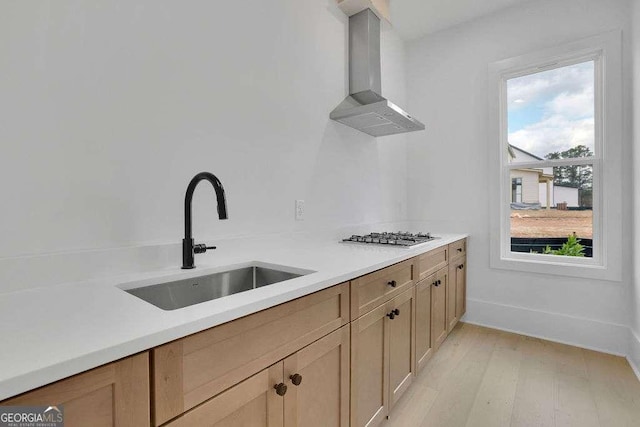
[543, 234, 585, 257]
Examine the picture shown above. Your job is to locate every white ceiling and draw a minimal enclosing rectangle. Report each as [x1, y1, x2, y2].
[389, 0, 536, 40]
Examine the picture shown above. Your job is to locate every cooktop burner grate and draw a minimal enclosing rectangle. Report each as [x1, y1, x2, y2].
[341, 232, 438, 247]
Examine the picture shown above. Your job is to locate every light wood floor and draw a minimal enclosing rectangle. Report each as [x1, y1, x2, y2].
[385, 322, 640, 427]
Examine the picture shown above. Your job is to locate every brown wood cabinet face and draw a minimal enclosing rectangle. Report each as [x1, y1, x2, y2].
[415, 276, 433, 373]
[165, 363, 284, 427]
[387, 288, 416, 410]
[350, 304, 389, 427]
[454, 257, 467, 319]
[350, 287, 416, 427]
[350, 259, 414, 320]
[151, 283, 349, 426]
[449, 239, 466, 260]
[283, 326, 350, 427]
[430, 267, 448, 351]
[447, 261, 458, 333]
[1, 353, 150, 427]
[416, 246, 448, 282]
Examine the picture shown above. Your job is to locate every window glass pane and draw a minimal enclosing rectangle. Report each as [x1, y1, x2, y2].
[510, 165, 593, 258]
[507, 61, 595, 164]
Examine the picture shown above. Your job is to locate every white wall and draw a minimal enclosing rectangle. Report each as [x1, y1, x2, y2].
[406, 0, 633, 354]
[0, 1, 408, 269]
[631, 0, 640, 374]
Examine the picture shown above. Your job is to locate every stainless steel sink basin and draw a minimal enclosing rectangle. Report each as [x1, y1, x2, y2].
[122, 263, 314, 310]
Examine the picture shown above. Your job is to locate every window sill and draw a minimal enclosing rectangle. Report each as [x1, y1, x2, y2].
[490, 254, 621, 282]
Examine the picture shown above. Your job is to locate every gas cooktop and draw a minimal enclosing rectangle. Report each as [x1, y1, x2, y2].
[341, 232, 438, 247]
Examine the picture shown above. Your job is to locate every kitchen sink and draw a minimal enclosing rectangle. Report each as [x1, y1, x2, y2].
[121, 263, 314, 310]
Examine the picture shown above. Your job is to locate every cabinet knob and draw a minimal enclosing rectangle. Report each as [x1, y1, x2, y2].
[387, 308, 400, 320]
[433, 280, 440, 287]
[457, 248, 463, 252]
[438, 279, 442, 285]
[458, 264, 464, 270]
[289, 373, 302, 386]
[274, 383, 288, 396]
[387, 280, 397, 288]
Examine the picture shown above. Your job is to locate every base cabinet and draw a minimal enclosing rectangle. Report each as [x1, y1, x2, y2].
[430, 267, 449, 351]
[350, 288, 415, 427]
[151, 283, 349, 426]
[449, 256, 467, 330]
[165, 326, 350, 427]
[415, 277, 433, 372]
[284, 326, 350, 427]
[1, 353, 150, 427]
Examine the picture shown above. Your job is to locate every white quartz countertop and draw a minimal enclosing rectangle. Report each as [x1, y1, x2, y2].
[0, 233, 467, 400]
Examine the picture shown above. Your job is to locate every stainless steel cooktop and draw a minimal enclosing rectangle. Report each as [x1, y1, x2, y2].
[341, 232, 438, 247]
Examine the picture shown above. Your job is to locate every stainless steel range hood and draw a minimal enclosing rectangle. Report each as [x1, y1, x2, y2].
[330, 9, 425, 137]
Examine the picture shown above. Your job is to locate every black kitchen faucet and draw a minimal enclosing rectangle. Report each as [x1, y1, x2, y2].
[182, 172, 228, 269]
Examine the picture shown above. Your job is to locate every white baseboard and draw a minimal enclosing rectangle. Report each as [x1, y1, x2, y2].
[463, 298, 629, 357]
[628, 328, 640, 382]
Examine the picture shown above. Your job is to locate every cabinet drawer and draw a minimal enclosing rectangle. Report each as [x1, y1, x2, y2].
[449, 239, 466, 260]
[416, 246, 448, 281]
[152, 283, 350, 426]
[350, 259, 414, 320]
[164, 363, 283, 427]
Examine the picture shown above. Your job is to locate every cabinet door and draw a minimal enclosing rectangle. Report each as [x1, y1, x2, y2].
[387, 288, 416, 411]
[165, 363, 284, 427]
[350, 303, 389, 427]
[1, 353, 149, 427]
[447, 262, 459, 333]
[431, 267, 448, 351]
[415, 276, 433, 373]
[454, 258, 467, 319]
[283, 326, 350, 427]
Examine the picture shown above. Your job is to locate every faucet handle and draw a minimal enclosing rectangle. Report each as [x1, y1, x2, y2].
[193, 244, 217, 254]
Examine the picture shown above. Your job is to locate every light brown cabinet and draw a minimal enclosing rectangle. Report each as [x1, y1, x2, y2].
[415, 246, 448, 282]
[415, 276, 433, 372]
[350, 259, 414, 320]
[387, 288, 416, 410]
[448, 257, 467, 331]
[430, 267, 449, 352]
[165, 363, 283, 427]
[166, 326, 350, 427]
[1, 352, 150, 427]
[151, 283, 349, 425]
[447, 239, 467, 333]
[284, 326, 350, 427]
[350, 287, 415, 427]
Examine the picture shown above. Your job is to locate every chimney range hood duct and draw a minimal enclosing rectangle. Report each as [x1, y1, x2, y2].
[330, 9, 425, 137]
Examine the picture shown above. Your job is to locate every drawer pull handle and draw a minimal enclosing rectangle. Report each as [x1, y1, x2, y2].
[457, 248, 463, 252]
[386, 308, 400, 320]
[458, 264, 464, 270]
[274, 383, 288, 396]
[388, 280, 397, 288]
[290, 374, 303, 386]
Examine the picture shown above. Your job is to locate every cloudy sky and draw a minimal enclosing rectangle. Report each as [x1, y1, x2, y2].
[507, 60, 594, 159]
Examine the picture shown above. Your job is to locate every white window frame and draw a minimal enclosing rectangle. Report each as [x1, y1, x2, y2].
[489, 31, 622, 281]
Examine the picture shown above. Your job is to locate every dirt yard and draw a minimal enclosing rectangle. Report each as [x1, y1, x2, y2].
[510, 209, 593, 238]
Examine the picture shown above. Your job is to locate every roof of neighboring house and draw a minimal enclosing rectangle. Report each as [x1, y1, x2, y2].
[508, 144, 544, 161]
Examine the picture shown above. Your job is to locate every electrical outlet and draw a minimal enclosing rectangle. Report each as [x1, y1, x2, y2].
[295, 199, 305, 221]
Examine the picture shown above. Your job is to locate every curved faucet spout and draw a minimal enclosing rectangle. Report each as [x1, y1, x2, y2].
[182, 172, 228, 269]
